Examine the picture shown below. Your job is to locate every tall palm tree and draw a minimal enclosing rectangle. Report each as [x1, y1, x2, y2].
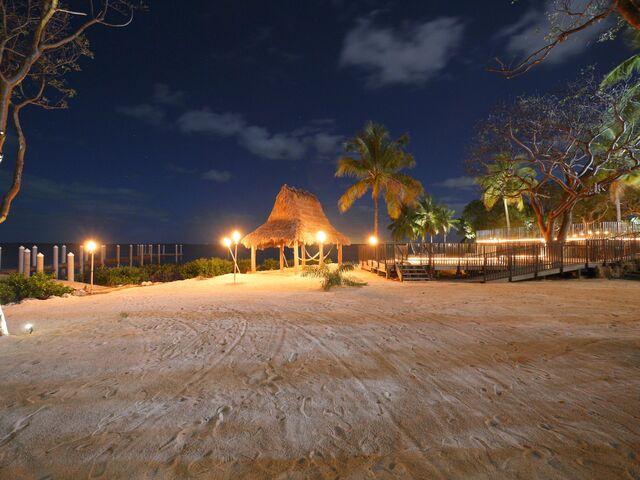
[413, 196, 440, 242]
[388, 205, 420, 241]
[434, 205, 457, 243]
[336, 121, 424, 236]
[477, 154, 535, 230]
[611, 172, 640, 224]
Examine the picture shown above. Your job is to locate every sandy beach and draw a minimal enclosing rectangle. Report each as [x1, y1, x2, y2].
[1, 271, 639, 479]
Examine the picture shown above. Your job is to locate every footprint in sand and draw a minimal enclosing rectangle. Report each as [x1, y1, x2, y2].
[89, 445, 114, 478]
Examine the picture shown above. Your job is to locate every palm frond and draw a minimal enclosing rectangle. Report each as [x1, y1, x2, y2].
[337, 180, 370, 213]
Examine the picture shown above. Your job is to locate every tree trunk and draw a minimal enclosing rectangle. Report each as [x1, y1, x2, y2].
[0, 305, 8, 336]
[0, 103, 27, 224]
[503, 197, 511, 231]
[618, 0, 640, 30]
[373, 194, 379, 237]
[615, 188, 622, 224]
[557, 207, 574, 242]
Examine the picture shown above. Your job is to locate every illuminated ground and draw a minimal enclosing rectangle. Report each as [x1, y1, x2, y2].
[1, 271, 639, 479]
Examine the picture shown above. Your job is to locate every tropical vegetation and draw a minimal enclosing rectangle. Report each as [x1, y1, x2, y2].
[336, 121, 423, 236]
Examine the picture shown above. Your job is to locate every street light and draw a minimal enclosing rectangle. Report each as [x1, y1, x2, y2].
[316, 230, 326, 267]
[368, 235, 378, 246]
[85, 240, 97, 294]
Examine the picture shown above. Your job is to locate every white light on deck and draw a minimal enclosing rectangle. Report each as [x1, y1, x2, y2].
[368, 235, 379, 246]
[24, 323, 33, 334]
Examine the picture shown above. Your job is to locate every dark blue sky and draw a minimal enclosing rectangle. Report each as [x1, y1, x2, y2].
[0, 0, 631, 243]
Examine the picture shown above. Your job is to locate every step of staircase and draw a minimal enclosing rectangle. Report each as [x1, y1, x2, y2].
[398, 265, 431, 281]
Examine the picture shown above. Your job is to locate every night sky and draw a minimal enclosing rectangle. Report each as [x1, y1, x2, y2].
[0, 0, 631, 243]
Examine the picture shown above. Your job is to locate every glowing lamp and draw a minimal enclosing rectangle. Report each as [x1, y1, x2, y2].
[85, 240, 97, 253]
[24, 323, 33, 334]
[222, 237, 232, 248]
[316, 231, 327, 243]
[368, 235, 379, 246]
[231, 230, 241, 243]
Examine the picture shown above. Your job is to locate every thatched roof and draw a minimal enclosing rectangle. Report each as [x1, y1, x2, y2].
[242, 185, 351, 249]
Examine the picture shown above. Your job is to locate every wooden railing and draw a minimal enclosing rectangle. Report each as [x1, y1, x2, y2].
[476, 221, 640, 242]
[358, 239, 640, 282]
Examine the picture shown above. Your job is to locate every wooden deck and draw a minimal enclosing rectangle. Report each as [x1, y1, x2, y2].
[359, 239, 640, 283]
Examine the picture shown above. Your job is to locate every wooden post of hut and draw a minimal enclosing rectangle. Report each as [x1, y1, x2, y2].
[279, 244, 285, 271]
[251, 246, 257, 273]
[240, 185, 351, 274]
[338, 244, 343, 266]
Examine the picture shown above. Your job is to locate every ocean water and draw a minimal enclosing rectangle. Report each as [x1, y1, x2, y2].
[0, 243, 361, 271]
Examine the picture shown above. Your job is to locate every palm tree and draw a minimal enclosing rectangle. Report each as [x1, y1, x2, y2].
[434, 205, 457, 243]
[336, 121, 424, 236]
[388, 205, 420, 241]
[477, 154, 535, 230]
[413, 196, 440, 242]
[611, 172, 640, 224]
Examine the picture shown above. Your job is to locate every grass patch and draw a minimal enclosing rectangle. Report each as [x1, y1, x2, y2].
[302, 263, 367, 291]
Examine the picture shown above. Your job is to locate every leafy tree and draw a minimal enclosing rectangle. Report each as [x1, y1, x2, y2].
[336, 121, 423, 236]
[476, 154, 536, 230]
[610, 172, 640, 222]
[468, 74, 640, 242]
[0, 0, 142, 224]
[388, 205, 419, 241]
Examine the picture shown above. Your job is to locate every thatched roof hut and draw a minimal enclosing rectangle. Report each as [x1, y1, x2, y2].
[242, 185, 351, 250]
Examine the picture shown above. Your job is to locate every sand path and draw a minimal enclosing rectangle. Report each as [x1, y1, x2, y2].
[0, 271, 639, 479]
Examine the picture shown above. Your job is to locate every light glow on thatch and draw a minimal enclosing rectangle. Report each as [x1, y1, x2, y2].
[242, 185, 351, 249]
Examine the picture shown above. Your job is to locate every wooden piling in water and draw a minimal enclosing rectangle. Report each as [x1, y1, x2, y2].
[23, 249, 30, 278]
[67, 253, 74, 282]
[53, 246, 59, 279]
[18, 246, 24, 274]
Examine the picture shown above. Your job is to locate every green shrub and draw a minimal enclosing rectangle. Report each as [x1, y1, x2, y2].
[179, 258, 234, 279]
[146, 264, 180, 282]
[237, 258, 252, 273]
[0, 273, 73, 304]
[260, 258, 280, 271]
[91, 266, 150, 286]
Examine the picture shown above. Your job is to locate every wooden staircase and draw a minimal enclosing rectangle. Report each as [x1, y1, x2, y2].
[397, 264, 431, 281]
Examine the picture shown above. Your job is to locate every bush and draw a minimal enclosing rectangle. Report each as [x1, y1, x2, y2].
[0, 273, 73, 304]
[260, 258, 280, 271]
[90, 266, 150, 286]
[179, 258, 234, 279]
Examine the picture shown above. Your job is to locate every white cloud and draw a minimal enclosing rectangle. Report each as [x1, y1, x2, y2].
[153, 83, 186, 106]
[177, 109, 343, 161]
[340, 16, 464, 87]
[202, 169, 232, 183]
[115, 104, 165, 126]
[177, 110, 246, 136]
[435, 176, 477, 190]
[496, 0, 611, 65]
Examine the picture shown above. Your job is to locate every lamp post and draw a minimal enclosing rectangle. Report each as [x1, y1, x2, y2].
[316, 230, 327, 267]
[85, 240, 97, 294]
[222, 230, 242, 284]
[369, 235, 379, 263]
